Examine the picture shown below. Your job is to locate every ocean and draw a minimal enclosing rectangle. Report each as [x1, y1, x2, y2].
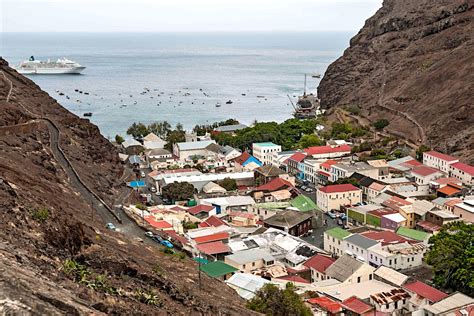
[1, 32, 353, 139]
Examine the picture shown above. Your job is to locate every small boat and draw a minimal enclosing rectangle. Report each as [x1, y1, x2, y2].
[226, 100, 233, 104]
[83, 112, 92, 117]
[215, 103, 221, 107]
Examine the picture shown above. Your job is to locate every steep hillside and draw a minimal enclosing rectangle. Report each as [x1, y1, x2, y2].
[0, 58, 250, 315]
[318, 0, 474, 162]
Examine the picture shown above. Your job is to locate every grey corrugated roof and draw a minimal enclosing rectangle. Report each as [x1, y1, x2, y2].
[325, 255, 364, 282]
[345, 234, 379, 250]
[177, 140, 216, 151]
[225, 248, 274, 265]
[214, 124, 248, 132]
[263, 210, 313, 228]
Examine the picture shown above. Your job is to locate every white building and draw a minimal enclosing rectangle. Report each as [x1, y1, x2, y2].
[323, 227, 351, 256]
[343, 234, 380, 263]
[173, 140, 218, 161]
[330, 162, 378, 183]
[269, 150, 298, 167]
[162, 172, 254, 192]
[142, 132, 166, 149]
[367, 242, 426, 270]
[423, 151, 459, 173]
[252, 142, 282, 165]
[410, 165, 444, 185]
[316, 184, 362, 213]
[449, 162, 474, 186]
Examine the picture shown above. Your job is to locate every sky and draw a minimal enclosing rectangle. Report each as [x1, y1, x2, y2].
[1, 0, 382, 33]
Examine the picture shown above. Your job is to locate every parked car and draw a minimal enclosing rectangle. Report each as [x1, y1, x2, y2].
[340, 213, 347, 220]
[305, 188, 313, 192]
[105, 223, 116, 231]
[149, 186, 157, 193]
[140, 171, 146, 178]
[160, 240, 174, 249]
[337, 218, 344, 226]
[327, 210, 337, 219]
[301, 185, 307, 190]
[152, 236, 163, 243]
[145, 231, 154, 238]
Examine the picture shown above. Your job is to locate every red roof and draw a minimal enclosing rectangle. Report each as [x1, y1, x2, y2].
[450, 162, 474, 176]
[437, 185, 462, 196]
[304, 145, 351, 156]
[342, 296, 374, 314]
[403, 280, 448, 303]
[255, 177, 293, 192]
[402, 159, 423, 167]
[318, 170, 331, 177]
[276, 275, 310, 284]
[318, 184, 360, 194]
[367, 208, 398, 218]
[433, 177, 463, 185]
[193, 232, 229, 244]
[186, 204, 215, 215]
[233, 151, 251, 165]
[362, 231, 414, 246]
[382, 196, 411, 211]
[304, 254, 335, 273]
[424, 151, 458, 162]
[308, 296, 343, 314]
[198, 215, 227, 228]
[412, 165, 441, 177]
[288, 152, 307, 163]
[321, 159, 338, 169]
[196, 241, 231, 255]
[416, 220, 441, 232]
[144, 216, 173, 229]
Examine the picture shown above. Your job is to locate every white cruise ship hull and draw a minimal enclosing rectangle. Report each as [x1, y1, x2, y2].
[15, 66, 86, 75]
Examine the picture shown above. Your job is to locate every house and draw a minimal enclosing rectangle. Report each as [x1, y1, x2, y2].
[423, 150, 459, 173]
[286, 152, 307, 177]
[411, 165, 444, 185]
[304, 144, 351, 159]
[403, 280, 449, 311]
[366, 182, 387, 203]
[324, 227, 351, 256]
[318, 159, 337, 185]
[343, 234, 380, 262]
[290, 195, 318, 212]
[253, 164, 287, 185]
[449, 162, 474, 186]
[186, 204, 216, 218]
[367, 241, 426, 270]
[196, 241, 232, 260]
[148, 168, 202, 192]
[263, 209, 313, 236]
[218, 145, 242, 162]
[269, 150, 298, 168]
[213, 124, 248, 134]
[388, 156, 423, 172]
[198, 215, 227, 228]
[201, 181, 227, 194]
[437, 183, 463, 197]
[425, 209, 459, 226]
[307, 296, 343, 315]
[396, 227, 430, 243]
[252, 142, 282, 165]
[320, 280, 395, 302]
[452, 200, 474, 222]
[304, 254, 336, 283]
[200, 195, 256, 214]
[227, 211, 257, 226]
[225, 248, 275, 273]
[161, 171, 254, 192]
[366, 208, 399, 227]
[369, 288, 410, 314]
[172, 140, 218, 161]
[347, 204, 386, 227]
[142, 132, 166, 149]
[383, 196, 415, 228]
[373, 266, 409, 287]
[330, 162, 378, 183]
[232, 151, 263, 171]
[225, 273, 272, 300]
[199, 261, 238, 280]
[122, 138, 144, 155]
[342, 296, 375, 316]
[325, 255, 375, 284]
[128, 154, 141, 167]
[423, 292, 474, 316]
[316, 184, 362, 213]
[145, 148, 173, 160]
[381, 213, 407, 230]
[145, 149, 174, 169]
[366, 159, 390, 180]
[252, 178, 295, 203]
[247, 202, 290, 220]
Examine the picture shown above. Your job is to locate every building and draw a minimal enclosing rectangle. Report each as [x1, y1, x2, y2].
[186, 204, 217, 218]
[253, 164, 287, 185]
[396, 227, 430, 243]
[381, 213, 407, 230]
[201, 181, 227, 194]
[122, 138, 144, 155]
[423, 151, 459, 173]
[373, 266, 409, 287]
[316, 184, 362, 212]
[225, 273, 271, 300]
[324, 227, 351, 256]
[199, 261, 238, 280]
[423, 292, 474, 316]
[411, 165, 444, 185]
[218, 145, 242, 162]
[213, 124, 248, 134]
[325, 255, 376, 284]
[453, 200, 474, 222]
[263, 209, 313, 236]
[161, 171, 254, 192]
[307, 296, 343, 315]
[383, 196, 415, 228]
[449, 162, 474, 186]
[225, 248, 275, 273]
[290, 195, 318, 212]
[331, 162, 378, 183]
[366, 159, 390, 180]
[142, 132, 166, 149]
[173, 140, 218, 161]
[425, 209, 459, 226]
[252, 142, 282, 165]
[342, 296, 375, 316]
[269, 150, 298, 168]
[286, 152, 307, 177]
[196, 241, 232, 261]
[343, 234, 380, 262]
[232, 151, 263, 171]
[403, 280, 449, 311]
[252, 178, 295, 203]
[227, 211, 257, 226]
[247, 202, 290, 220]
[369, 288, 410, 315]
[200, 196, 256, 214]
[304, 144, 351, 159]
[367, 242, 426, 270]
[304, 254, 336, 283]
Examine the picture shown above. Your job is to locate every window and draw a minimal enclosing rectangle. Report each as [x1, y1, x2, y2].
[357, 276, 361, 283]
[369, 274, 372, 280]
[252, 262, 256, 267]
[242, 264, 246, 269]
[371, 254, 373, 259]
[389, 259, 392, 265]
[333, 237, 335, 242]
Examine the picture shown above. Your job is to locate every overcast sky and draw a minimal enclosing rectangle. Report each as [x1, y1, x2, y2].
[1, 0, 382, 33]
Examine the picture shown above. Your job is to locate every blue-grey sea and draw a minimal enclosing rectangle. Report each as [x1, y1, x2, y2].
[1, 32, 352, 139]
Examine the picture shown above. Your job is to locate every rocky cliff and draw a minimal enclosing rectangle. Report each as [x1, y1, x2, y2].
[0, 58, 251, 315]
[318, 0, 474, 162]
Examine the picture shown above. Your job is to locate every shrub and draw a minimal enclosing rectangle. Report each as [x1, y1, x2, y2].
[135, 203, 147, 210]
[373, 119, 390, 130]
[115, 134, 125, 144]
[31, 207, 49, 222]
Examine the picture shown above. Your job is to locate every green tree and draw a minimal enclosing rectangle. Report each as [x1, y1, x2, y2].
[218, 178, 238, 191]
[296, 134, 323, 149]
[115, 134, 125, 144]
[373, 119, 390, 130]
[165, 130, 186, 151]
[416, 144, 431, 161]
[333, 177, 360, 187]
[161, 182, 195, 202]
[247, 283, 311, 316]
[425, 221, 473, 296]
[147, 121, 171, 139]
[127, 122, 149, 139]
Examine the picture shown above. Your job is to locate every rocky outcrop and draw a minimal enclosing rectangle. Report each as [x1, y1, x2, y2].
[318, 0, 474, 162]
[0, 59, 251, 314]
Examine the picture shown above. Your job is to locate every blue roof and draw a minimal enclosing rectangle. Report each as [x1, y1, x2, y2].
[254, 142, 279, 147]
[242, 156, 263, 167]
[129, 180, 146, 188]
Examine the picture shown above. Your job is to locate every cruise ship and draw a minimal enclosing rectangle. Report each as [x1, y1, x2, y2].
[13, 56, 86, 75]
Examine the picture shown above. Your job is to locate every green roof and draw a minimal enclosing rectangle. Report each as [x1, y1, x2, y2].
[255, 202, 290, 209]
[193, 257, 209, 265]
[199, 261, 238, 278]
[254, 142, 279, 147]
[325, 227, 351, 240]
[396, 227, 429, 241]
[290, 195, 318, 212]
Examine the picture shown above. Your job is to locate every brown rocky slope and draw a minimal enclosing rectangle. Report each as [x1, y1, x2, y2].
[0, 58, 251, 315]
[318, 0, 474, 162]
